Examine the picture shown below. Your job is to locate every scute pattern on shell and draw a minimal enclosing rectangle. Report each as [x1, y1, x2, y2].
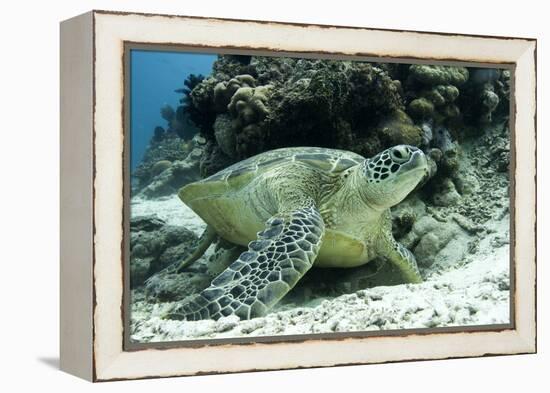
[200, 146, 365, 185]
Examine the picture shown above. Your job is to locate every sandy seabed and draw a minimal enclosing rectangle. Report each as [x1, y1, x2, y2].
[129, 194, 510, 343]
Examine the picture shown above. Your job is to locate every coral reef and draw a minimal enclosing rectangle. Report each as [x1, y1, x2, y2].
[151, 80, 201, 143]
[132, 135, 196, 194]
[376, 109, 422, 147]
[139, 148, 202, 198]
[182, 58, 411, 166]
[213, 114, 236, 157]
[459, 68, 510, 125]
[149, 160, 172, 177]
[133, 136, 192, 185]
[229, 84, 272, 157]
[129, 54, 511, 341]
[179, 57, 510, 183]
[213, 74, 256, 112]
[405, 65, 467, 129]
[198, 140, 235, 177]
[408, 64, 469, 86]
[175, 73, 206, 138]
[136, 56, 511, 203]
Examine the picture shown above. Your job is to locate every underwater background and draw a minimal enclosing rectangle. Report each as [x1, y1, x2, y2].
[130, 50, 216, 170]
[128, 50, 511, 342]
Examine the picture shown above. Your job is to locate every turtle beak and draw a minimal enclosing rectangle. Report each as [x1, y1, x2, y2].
[403, 150, 427, 171]
[395, 150, 429, 192]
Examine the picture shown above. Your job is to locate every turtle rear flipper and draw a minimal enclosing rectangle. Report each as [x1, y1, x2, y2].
[144, 226, 217, 286]
[176, 225, 217, 273]
[168, 203, 325, 321]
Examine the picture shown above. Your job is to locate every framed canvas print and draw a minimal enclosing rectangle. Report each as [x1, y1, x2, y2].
[60, 10, 537, 381]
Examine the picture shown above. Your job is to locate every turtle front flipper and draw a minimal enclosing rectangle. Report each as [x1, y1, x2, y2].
[168, 203, 325, 321]
[384, 239, 422, 284]
[374, 211, 422, 284]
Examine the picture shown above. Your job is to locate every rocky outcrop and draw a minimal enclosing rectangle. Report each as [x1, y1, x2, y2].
[130, 215, 198, 288]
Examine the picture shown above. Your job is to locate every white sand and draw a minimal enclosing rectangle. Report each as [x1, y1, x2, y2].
[131, 195, 206, 234]
[129, 195, 510, 343]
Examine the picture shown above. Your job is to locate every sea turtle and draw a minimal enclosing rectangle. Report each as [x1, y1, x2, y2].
[170, 145, 429, 321]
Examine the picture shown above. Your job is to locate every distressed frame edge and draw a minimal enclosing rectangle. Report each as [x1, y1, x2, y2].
[88, 11, 536, 381]
[511, 41, 537, 354]
[59, 11, 95, 381]
[92, 8, 538, 42]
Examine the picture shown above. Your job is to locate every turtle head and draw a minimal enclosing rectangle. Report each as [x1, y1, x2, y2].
[360, 145, 428, 209]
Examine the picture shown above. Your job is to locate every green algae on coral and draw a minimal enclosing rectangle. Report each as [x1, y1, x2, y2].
[408, 97, 435, 120]
[409, 65, 469, 86]
[150, 160, 172, 177]
[377, 109, 423, 147]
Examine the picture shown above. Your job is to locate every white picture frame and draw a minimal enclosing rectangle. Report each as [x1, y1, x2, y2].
[60, 10, 536, 381]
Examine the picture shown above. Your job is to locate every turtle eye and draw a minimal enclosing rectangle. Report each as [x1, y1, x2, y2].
[390, 146, 411, 164]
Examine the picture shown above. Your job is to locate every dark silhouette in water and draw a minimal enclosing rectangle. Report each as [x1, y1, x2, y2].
[130, 50, 215, 169]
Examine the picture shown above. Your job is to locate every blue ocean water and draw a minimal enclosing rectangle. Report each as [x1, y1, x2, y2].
[130, 50, 216, 169]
